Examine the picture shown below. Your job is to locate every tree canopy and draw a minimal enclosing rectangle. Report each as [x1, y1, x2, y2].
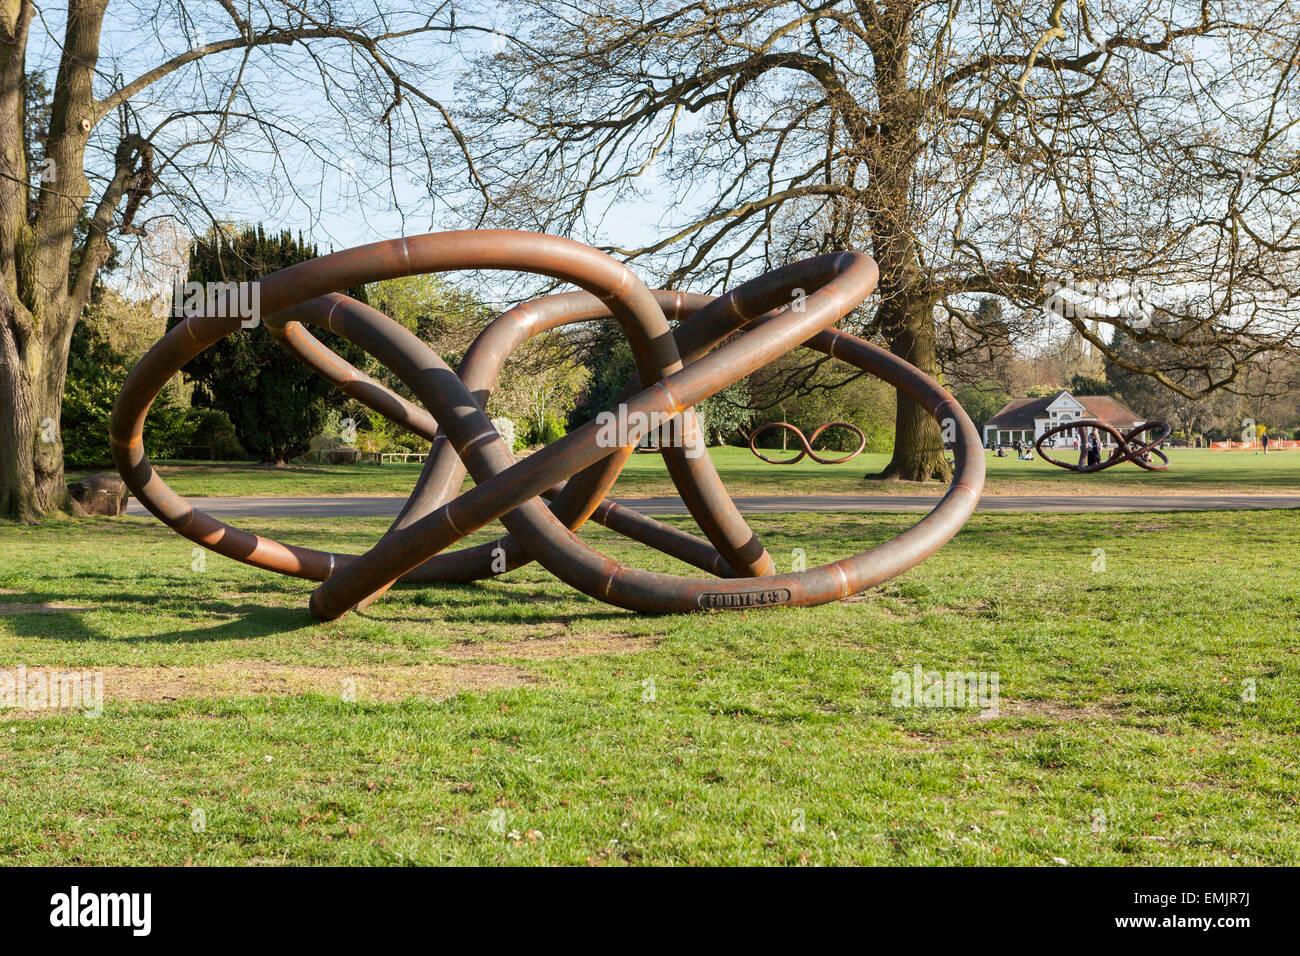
[433, 0, 1300, 478]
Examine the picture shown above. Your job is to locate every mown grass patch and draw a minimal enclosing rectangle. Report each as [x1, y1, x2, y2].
[1, 509, 1297, 864]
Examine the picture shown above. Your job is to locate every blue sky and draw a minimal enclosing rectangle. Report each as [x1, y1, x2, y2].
[26, 3, 671, 292]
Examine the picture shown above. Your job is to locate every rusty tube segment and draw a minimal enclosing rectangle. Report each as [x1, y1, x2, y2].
[748, 421, 867, 465]
[1034, 420, 1172, 472]
[111, 230, 984, 621]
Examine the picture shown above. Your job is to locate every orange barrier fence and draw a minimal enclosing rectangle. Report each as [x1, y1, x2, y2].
[1210, 440, 1299, 450]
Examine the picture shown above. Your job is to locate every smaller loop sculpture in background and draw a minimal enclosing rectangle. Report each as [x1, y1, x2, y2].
[748, 421, 866, 465]
[1034, 419, 1173, 473]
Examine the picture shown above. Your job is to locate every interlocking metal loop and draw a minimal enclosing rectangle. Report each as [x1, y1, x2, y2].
[1034, 419, 1172, 472]
[111, 230, 985, 620]
[748, 421, 866, 465]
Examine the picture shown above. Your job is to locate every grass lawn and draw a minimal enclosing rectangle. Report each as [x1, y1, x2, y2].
[2, 508, 1298, 864]
[74, 446, 1300, 498]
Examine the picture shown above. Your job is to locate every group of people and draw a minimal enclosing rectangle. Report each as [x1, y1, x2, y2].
[993, 439, 1037, 461]
[990, 429, 1109, 467]
[1076, 427, 1157, 467]
[1075, 428, 1102, 468]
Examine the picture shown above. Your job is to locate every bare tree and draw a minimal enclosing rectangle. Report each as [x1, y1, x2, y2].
[1104, 314, 1243, 438]
[441, 0, 1300, 480]
[0, 1, 468, 520]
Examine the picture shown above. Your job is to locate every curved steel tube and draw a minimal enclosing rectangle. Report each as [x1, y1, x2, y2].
[110, 229, 984, 621]
[1034, 419, 1172, 472]
[748, 421, 867, 465]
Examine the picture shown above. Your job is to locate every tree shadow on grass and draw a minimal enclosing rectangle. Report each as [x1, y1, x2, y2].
[1, 590, 314, 645]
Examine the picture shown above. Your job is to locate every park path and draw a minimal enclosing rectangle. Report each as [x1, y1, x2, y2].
[126, 494, 1300, 518]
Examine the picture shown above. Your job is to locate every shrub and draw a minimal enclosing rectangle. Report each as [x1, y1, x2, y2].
[527, 412, 566, 447]
[175, 224, 368, 464]
[62, 322, 194, 467]
[185, 408, 246, 460]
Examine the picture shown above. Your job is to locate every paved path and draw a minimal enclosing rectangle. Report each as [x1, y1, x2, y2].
[126, 494, 1300, 518]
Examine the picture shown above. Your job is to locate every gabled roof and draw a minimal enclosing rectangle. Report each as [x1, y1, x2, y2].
[984, 392, 1144, 430]
[1075, 395, 1144, 423]
[985, 395, 1055, 430]
[1046, 391, 1086, 411]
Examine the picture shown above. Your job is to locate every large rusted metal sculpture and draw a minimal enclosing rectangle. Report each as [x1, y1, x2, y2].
[748, 421, 866, 465]
[1034, 420, 1172, 472]
[112, 231, 984, 619]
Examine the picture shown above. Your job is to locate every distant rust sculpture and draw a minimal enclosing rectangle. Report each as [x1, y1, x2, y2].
[112, 230, 983, 619]
[748, 421, 866, 465]
[1034, 420, 1172, 472]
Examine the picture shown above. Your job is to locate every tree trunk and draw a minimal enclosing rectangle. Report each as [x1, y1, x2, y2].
[0, 0, 111, 520]
[0, 297, 38, 521]
[0, 2, 38, 520]
[0, 291, 75, 520]
[858, 20, 951, 484]
[867, 291, 953, 482]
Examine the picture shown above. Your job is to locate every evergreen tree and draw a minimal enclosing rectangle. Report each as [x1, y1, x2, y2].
[171, 225, 366, 464]
[1068, 374, 1115, 398]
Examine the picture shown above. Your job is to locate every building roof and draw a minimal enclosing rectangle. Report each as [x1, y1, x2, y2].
[1074, 394, 1144, 424]
[985, 396, 1054, 430]
[984, 392, 1144, 430]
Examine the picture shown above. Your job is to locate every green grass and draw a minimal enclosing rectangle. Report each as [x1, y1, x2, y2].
[74, 446, 1300, 498]
[2, 508, 1298, 864]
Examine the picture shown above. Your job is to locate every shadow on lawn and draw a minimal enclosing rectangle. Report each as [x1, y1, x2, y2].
[5, 573, 633, 643]
[2, 590, 313, 645]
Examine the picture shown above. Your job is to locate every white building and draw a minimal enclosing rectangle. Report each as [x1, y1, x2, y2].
[982, 391, 1146, 448]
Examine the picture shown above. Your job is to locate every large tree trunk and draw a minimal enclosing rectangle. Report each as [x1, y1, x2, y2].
[859, 15, 951, 484]
[869, 290, 952, 482]
[0, 1, 38, 520]
[0, 0, 110, 520]
[0, 298, 71, 520]
[0, 296, 37, 521]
